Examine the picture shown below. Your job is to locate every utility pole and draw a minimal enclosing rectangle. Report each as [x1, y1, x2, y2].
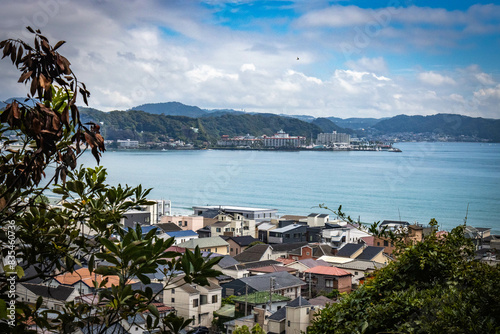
[268, 277, 274, 312]
[244, 283, 248, 317]
[309, 273, 312, 299]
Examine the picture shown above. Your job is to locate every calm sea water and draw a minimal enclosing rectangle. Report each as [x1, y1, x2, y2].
[78, 142, 500, 234]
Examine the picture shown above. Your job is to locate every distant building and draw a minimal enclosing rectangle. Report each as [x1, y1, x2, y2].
[117, 139, 139, 148]
[217, 134, 260, 147]
[192, 205, 278, 222]
[262, 130, 306, 148]
[316, 131, 350, 146]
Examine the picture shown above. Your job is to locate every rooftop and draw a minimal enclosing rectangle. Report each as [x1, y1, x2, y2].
[356, 246, 384, 261]
[304, 265, 351, 277]
[232, 291, 291, 304]
[165, 230, 198, 238]
[336, 243, 364, 257]
[177, 236, 229, 249]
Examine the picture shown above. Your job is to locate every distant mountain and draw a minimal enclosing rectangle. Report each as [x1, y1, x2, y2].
[0, 97, 38, 109]
[327, 117, 384, 130]
[131, 102, 207, 118]
[373, 114, 500, 142]
[311, 118, 351, 134]
[201, 109, 248, 117]
[280, 114, 316, 123]
[80, 108, 324, 144]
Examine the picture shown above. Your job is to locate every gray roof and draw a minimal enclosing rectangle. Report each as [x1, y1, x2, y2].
[356, 246, 384, 260]
[297, 258, 329, 268]
[334, 259, 385, 271]
[22, 283, 75, 301]
[308, 295, 335, 306]
[156, 222, 183, 232]
[233, 244, 270, 262]
[224, 260, 281, 271]
[337, 243, 364, 257]
[240, 271, 305, 291]
[227, 235, 258, 246]
[130, 282, 164, 295]
[268, 306, 287, 321]
[271, 242, 308, 252]
[218, 255, 240, 269]
[287, 296, 311, 307]
[272, 224, 304, 233]
[177, 236, 229, 249]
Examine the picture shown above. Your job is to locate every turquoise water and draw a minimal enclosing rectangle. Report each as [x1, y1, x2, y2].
[78, 142, 500, 234]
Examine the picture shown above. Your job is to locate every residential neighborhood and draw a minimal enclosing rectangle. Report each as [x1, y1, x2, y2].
[17, 201, 499, 334]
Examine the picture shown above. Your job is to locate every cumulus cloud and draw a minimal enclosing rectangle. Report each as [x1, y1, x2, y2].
[0, 1, 498, 120]
[418, 72, 456, 86]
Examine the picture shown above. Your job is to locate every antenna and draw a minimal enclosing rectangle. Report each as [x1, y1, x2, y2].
[398, 208, 401, 222]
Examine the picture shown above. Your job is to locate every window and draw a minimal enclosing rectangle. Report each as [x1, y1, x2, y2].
[178, 221, 182, 226]
[236, 249, 239, 255]
[171, 298, 175, 303]
[288, 321, 291, 327]
[355, 272, 358, 276]
[377, 242, 380, 246]
[230, 248, 234, 253]
[200, 295, 208, 305]
[193, 299, 199, 307]
[184, 221, 188, 226]
[384, 240, 389, 246]
[212, 295, 218, 303]
[216, 228, 221, 232]
[325, 279, 334, 288]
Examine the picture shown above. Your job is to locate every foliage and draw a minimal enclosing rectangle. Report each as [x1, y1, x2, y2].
[0, 29, 221, 334]
[308, 222, 500, 334]
[233, 323, 265, 334]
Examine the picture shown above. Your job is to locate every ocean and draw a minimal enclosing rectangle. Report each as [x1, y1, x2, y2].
[77, 142, 500, 234]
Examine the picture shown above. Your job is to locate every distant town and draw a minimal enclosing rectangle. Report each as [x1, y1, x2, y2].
[24, 198, 498, 333]
[105, 130, 402, 152]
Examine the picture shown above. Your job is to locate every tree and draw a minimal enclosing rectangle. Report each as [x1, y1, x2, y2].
[308, 220, 500, 334]
[233, 323, 265, 334]
[0, 28, 221, 333]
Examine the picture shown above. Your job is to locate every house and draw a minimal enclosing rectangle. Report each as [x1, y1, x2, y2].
[155, 222, 183, 233]
[233, 244, 273, 263]
[307, 213, 330, 227]
[220, 260, 283, 279]
[232, 291, 291, 315]
[304, 265, 352, 293]
[267, 297, 314, 334]
[247, 265, 297, 276]
[164, 275, 222, 329]
[268, 224, 307, 244]
[192, 205, 278, 223]
[333, 259, 386, 285]
[270, 242, 308, 259]
[287, 243, 334, 261]
[257, 222, 277, 243]
[51, 267, 131, 295]
[221, 271, 305, 298]
[210, 214, 257, 238]
[177, 236, 229, 255]
[163, 230, 198, 245]
[159, 215, 204, 232]
[336, 243, 364, 258]
[336, 243, 388, 264]
[17, 283, 79, 312]
[284, 258, 330, 279]
[225, 236, 258, 257]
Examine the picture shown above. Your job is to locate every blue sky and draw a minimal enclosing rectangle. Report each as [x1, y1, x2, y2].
[0, 0, 499, 119]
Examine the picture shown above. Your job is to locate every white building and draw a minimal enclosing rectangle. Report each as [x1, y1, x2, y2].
[316, 131, 350, 147]
[263, 130, 306, 148]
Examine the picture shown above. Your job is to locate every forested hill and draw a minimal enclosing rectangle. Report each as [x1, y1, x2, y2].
[131, 102, 207, 118]
[79, 108, 327, 145]
[373, 114, 500, 142]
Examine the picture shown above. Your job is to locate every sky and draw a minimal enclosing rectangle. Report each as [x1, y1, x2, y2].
[0, 0, 499, 119]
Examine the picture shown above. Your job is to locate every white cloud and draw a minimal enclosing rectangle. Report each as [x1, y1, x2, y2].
[345, 56, 388, 74]
[240, 63, 256, 72]
[418, 72, 456, 86]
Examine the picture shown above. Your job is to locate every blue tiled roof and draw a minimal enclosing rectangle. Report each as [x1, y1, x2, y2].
[166, 230, 199, 238]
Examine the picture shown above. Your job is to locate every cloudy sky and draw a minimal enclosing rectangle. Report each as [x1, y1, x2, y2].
[1, 0, 499, 119]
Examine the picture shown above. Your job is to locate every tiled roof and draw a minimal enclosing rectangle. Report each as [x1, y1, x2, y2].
[356, 246, 384, 260]
[22, 283, 75, 301]
[177, 236, 229, 249]
[55, 267, 130, 289]
[247, 265, 295, 273]
[360, 236, 375, 246]
[271, 242, 308, 252]
[336, 243, 364, 257]
[304, 265, 351, 277]
[218, 255, 240, 269]
[308, 295, 335, 306]
[287, 296, 311, 307]
[268, 306, 287, 321]
[240, 271, 305, 291]
[275, 258, 295, 265]
[165, 230, 198, 238]
[156, 223, 183, 232]
[297, 258, 326, 269]
[233, 244, 270, 262]
[227, 235, 258, 246]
